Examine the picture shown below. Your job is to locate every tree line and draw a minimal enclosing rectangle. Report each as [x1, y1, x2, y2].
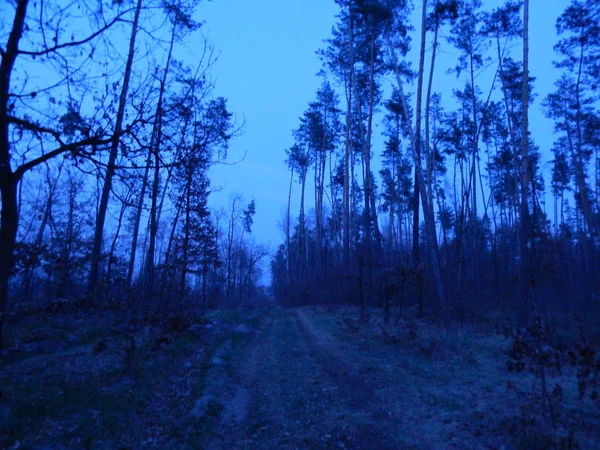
[271, 0, 600, 326]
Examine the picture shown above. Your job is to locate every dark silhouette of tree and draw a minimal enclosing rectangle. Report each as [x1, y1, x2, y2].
[0, 0, 129, 346]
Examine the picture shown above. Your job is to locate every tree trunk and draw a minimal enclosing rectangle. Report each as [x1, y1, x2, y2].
[343, 13, 355, 268]
[180, 172, 192, 295]
[425, 9, 439, 212]
[0, 0, 29, 347]
[89, 0, 143, 294]
[144, 148, 160, 302]
[23, 161, 64, 297]
[387, 27, 445, 306]
[414, 0, 428, 314]
[106, 194, 129, 285]
[57, 178, 77, 298]
[126, 153, 151, 288]
[299, 170, 308, 283]
[144, 25, 176, 303]
[519, 0, 532, 324]
[287, 168, 294, 286]
[365, 32, 380, 253]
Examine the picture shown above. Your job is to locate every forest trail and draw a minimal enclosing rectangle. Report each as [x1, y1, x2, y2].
[3, 306, 598, 448]
[203, 307, 473, 449]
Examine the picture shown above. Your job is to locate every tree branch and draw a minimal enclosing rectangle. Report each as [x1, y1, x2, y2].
[18, 12, 128, 57]
[14, 134, 114, 180]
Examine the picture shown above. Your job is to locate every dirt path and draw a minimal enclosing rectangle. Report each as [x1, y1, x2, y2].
[203, 308, 422, 449]
[4, 307, 597, 448]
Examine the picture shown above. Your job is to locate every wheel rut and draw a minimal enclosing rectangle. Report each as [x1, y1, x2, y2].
[204, 308, 412, 449]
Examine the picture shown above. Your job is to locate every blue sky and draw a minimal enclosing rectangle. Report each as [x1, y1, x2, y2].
[198, 0, 568, 259]
[199, 0, 339, 246]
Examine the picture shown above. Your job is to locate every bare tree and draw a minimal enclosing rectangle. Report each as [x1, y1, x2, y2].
[0, 0, 125, 346]
[89, 0, 143, 295]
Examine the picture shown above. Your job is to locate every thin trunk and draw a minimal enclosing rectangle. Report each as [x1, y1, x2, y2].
[425, 15, 440, 211]
[160, 200, 182, 307]
[299, 170, 308, 282]
[226, 198, 237, 304]
[89, 0, 143, 293]
[572, 35, 597, 237]
[469, 38, 479, 221]
[126, 154, 151, 287]
[180, 173, 192, 295]
[414, 0, 428, 314]
[144, 25, 176, 302]
[519, 0, 532, 323]
[366, 32, 380, 252]
[314, 144, 321, 289]
[287, 168, 293, 286]
[106, 196, 128, 283]
[145, 149, 159, 301]
[164, 202, 182, 268]
[387, 27, 445, 306]
[23, 161, 64, 297]
[343, 12, 354, 267]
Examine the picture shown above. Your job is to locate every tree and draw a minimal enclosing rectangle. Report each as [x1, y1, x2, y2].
[519, 0, 532, 322]
[294, 81, 342, 292]
[0, 0, 126, 346]
[385, 0, 446, 306]
[546, 0, 600, 238]
[285, 143, 310, 285]
[88, 0, 144, 295]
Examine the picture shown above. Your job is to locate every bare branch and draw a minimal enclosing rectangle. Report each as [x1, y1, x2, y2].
[18, 12, 129, 57]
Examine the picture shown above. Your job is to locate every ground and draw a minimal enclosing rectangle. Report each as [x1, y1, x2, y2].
[1, 305, 599, 449]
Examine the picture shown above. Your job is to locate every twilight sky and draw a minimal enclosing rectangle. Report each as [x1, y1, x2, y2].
[197, 0, 567, 264]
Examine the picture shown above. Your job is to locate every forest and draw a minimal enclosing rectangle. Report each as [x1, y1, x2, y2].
[272, 0, 600, 323]
[1, 0, 599, 448]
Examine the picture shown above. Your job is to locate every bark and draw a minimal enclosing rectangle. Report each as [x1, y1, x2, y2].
[126, 153, 151, 287]
[425, 14, 439, 211]
[468, 36, 479, 221]
[287, 168, 294, 286]
[314, 144, 321, 288]
[387, 28, 445, 306]
[299, 169, 308, 282]
[0, 0, 29, 347]
[365, 32, 380, 253]
[343, 12, 355, 267]
[180, 171, 192, 295]
[519, 0, 532, 323]
[89, 0, 143, 294]
[144, 24, 176, 302]
[414, 0, 428, 314]
[106, 193, 129, 284]
[572, 30, 598, 237]
[226, 197, 238, 303]
[144, 147, 160, 301]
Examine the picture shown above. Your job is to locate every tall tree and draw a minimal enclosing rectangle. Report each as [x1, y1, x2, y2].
[295, 81, 341, 292]
[89, 0, 144, 295]
[519, 0, 533, 322]
[385, 0, 446, 305]
[0, 0, 124, 346]
[548, 0, 600, 237]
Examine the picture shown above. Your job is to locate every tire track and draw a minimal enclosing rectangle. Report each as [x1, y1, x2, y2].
[205, 308, 415, 449]
[294, 308, 406, 449]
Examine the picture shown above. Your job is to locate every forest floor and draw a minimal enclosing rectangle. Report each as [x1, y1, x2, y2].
[1, 304, 599, 449]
